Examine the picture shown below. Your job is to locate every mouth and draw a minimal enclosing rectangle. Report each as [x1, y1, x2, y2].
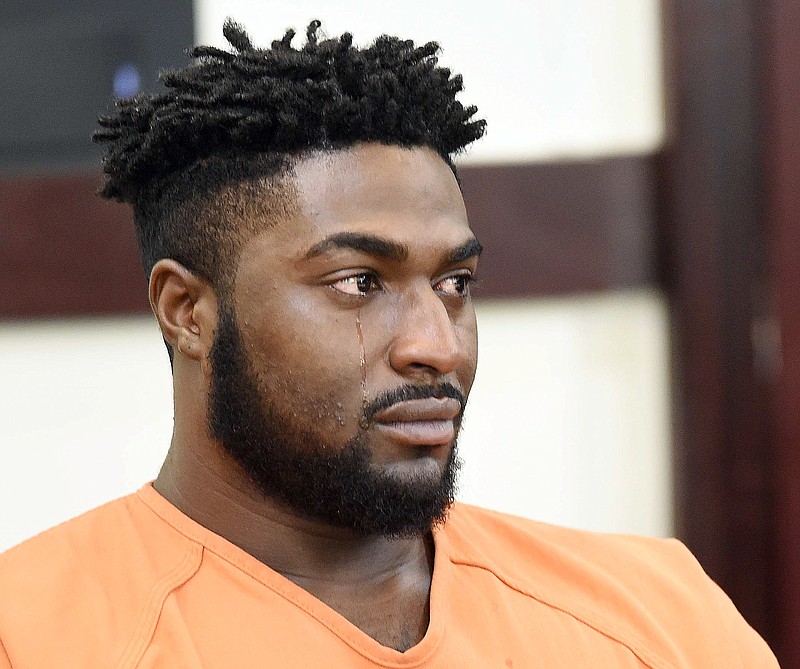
[371, 397, 461, 446]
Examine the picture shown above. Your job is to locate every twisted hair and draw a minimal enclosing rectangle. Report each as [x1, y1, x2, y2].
[94, 19, 485, 287]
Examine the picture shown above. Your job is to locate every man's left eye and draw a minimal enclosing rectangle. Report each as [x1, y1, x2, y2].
[435, 275, 472, 297]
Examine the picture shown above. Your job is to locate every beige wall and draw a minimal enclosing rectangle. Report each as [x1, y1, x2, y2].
[459, 293, 671, 536]
[195, 0, 664, 163]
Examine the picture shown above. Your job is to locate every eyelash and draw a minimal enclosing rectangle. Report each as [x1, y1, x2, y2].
[330, 271, 476, 299]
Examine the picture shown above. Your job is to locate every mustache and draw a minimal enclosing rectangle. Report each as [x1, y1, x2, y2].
[363, 383, 466, 424]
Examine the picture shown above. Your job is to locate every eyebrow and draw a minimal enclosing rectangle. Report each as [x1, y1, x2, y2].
[304, 232, 483, 264]
[304, 232, 409, 261]
[449, 237, 483, 263]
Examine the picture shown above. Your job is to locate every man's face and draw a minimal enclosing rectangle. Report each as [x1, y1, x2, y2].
[208, 144, 480, 536]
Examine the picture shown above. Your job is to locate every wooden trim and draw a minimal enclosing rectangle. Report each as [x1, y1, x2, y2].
[0, 156, 658, 318]
[461, 156, 658, 297]
[763, 0, 800, 664]
[659, 0, 776, 648]
[0, 174, 149, 318]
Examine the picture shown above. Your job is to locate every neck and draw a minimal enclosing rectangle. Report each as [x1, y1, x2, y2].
[153, 435, 432, 584]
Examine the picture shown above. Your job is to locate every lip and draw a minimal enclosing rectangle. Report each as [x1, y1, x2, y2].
[372, 397, 461, 423]
[372, 398, 461, 446]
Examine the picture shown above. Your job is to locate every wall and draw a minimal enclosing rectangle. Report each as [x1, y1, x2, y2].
[0, 0, 669, 550]
[194, 0, 664, 163]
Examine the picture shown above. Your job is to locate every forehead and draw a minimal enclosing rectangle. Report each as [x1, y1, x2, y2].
[272, 144, 471, 248]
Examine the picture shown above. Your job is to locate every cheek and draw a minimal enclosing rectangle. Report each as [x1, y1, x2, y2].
[242, 291, 352, 360]
[238, 295, 366, 420]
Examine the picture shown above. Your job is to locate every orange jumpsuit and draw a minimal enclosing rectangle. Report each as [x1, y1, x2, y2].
[0, 485, 778, 667]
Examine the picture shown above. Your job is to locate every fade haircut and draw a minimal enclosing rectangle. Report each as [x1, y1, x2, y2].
[93, 19, 486, 293]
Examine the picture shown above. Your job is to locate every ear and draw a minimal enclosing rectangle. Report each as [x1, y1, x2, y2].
[149, 259, 218, 366]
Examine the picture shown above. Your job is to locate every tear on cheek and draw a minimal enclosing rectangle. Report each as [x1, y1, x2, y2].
[356, 308, 369, 426]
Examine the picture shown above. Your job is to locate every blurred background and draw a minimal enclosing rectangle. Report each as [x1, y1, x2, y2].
[1, 0, 798, 664]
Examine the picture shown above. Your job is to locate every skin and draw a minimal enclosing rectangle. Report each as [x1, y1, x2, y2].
[150, 143, 480, 651]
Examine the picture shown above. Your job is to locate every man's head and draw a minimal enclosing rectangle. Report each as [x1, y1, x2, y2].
[94, 21, 485, 537]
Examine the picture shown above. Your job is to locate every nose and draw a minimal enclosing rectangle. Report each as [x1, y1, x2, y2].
[388, 285, 467, 378]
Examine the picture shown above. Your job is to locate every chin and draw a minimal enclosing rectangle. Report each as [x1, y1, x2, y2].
[373, 454, 446, 483]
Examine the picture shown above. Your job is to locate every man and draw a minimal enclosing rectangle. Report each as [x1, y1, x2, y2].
[0, 20, 778, 667]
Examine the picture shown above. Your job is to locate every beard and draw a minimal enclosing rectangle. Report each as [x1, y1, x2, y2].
[207, 305, 464, 537]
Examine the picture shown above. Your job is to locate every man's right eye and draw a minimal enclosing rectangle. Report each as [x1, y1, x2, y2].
[331, 273, 381, 297]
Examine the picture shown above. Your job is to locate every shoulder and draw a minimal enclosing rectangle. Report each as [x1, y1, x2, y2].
[0, 490, 200, 666]
[444, 503, 697, 583]
[0, 491, 189, 596]
[1, 493, 139, 591]
[441, 504, 778, 668]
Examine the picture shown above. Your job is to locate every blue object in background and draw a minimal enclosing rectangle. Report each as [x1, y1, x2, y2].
[113, 63, 142, 98]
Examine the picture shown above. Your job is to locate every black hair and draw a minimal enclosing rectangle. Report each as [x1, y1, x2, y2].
[94, 19, 485, 288]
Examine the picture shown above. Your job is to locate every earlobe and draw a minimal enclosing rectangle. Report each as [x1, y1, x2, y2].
[149, 259, 217, 363]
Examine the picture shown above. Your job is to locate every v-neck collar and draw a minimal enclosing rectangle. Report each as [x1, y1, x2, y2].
[137, 483, 452, 667]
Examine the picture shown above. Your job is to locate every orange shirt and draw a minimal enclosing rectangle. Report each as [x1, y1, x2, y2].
[0, 485, 778, 668]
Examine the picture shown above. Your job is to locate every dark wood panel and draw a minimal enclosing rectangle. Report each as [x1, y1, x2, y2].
[0, 156, 658, 318]
[461, 157, 658, 297]
[660, 0, 777, 650]
[763, 0, 800, 664]
[0, 174, 149, 317]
